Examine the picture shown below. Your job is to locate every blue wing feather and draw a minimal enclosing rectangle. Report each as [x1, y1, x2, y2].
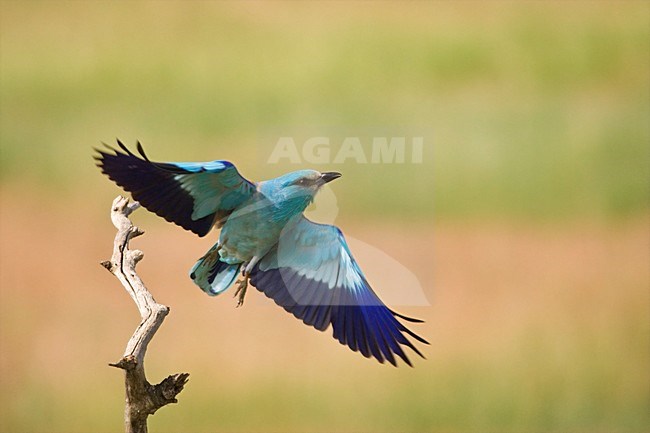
[249, 216, 428, 366]
[94, 140, 256, 236]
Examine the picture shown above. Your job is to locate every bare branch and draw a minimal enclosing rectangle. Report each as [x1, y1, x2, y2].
[102, 196, 189, 433]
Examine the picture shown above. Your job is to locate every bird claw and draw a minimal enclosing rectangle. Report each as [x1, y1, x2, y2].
[233, 276, 249, 307]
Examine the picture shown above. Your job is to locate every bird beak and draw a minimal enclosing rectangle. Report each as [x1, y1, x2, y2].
[320, 172, 342, 184]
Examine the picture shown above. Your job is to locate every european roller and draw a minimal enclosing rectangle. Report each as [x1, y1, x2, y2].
[95, 140, 428, 366]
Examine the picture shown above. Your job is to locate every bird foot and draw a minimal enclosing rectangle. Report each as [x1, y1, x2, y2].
[233, 276, 249, 308]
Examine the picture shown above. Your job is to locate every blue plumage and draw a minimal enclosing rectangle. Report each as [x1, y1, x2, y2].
[95, 140, 428, 366]
[189, 243, 241, 296]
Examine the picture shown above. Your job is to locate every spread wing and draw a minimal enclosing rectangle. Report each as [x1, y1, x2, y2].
[95, 140, 256, 236]
[250, 216, 428, 366]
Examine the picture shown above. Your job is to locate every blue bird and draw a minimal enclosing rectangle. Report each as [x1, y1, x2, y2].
[95, 140, 428, 366]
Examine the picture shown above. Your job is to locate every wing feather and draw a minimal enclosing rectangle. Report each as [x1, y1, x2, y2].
[95, 140, 255, 236]
[250, 216, 428, 366]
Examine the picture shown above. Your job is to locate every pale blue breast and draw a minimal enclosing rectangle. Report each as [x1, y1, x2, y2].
[218, 194, 284, 264]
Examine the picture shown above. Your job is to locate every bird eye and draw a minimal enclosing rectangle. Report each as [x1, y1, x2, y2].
[294, 178, 310, 186]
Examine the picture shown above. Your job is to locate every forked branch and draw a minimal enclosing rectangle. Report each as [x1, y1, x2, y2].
[101, 196, 189, 433]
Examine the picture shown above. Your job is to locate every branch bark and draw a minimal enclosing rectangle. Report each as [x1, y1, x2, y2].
[101, 196, 189, 433]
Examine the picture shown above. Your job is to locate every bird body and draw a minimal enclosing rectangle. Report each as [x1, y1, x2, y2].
[218, 170, 321, 264]
[218, 193, 281, 265]
[96, 141, 427, 366]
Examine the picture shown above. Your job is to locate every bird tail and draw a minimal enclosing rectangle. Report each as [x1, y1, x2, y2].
[190, 244, 241, 296]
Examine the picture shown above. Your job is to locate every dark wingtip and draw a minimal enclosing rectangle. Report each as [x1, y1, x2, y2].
[389, 308, 425, 323]
[92, 147, 103, 160]
[402, 325, 430, 346]
[100, 142, 118, 153]
[136, 141, 150, 162]
[398, 352, 414, 367]
[93, 145, 113, 168]
[115, 138, 135, 156]
[409, 341, 427, 359]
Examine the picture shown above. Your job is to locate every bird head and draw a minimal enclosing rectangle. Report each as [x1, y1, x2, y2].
[268, 169, 342, 214]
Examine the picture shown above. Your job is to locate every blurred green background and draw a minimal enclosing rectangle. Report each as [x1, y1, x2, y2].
[1, 1, 648, 432]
